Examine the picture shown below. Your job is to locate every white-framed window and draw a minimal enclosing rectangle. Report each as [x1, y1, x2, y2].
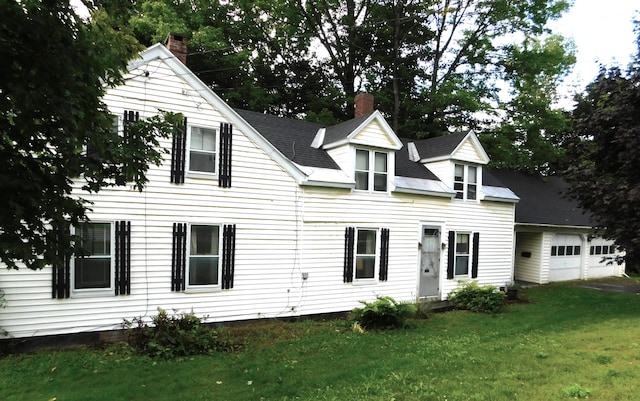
[73, 222, 113, 291]
[188, 224, 222, 288]
[355, 149, 388, 192]
[454, 232, 470, 276]
[189, 126, 217, 174]
[355, 228, 378, 280]
[552, 245, 582, 256]
[454, 164, 477, 200]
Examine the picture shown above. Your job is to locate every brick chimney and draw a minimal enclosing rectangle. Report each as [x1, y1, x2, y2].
[354, 92, 374, 118]
[165, 33, 188, 64]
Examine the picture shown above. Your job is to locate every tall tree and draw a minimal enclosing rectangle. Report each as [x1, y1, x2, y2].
[481, 35, 575, 174]
[564, 26, 640, 267]
[0, 0, 177, 270]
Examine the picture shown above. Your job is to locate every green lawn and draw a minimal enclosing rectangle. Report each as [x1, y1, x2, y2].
[2, 280, 640, 401]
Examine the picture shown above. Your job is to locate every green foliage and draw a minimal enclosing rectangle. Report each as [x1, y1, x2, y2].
[0, 290, 6, 337]
[349, 296, 417, 330]
[563, 383, 592, 398]
[124, 308, 229, 359]
[0, 1, 183, 270]
[448, 280, 506, 314]
[565, 29, 640, 266]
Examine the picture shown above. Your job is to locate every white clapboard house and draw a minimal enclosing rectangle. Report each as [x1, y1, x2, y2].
[0, 36, 521, 340]
[488, 170, 625, 284]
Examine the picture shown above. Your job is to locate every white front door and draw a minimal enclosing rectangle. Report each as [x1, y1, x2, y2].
[419, 227, 441, 298]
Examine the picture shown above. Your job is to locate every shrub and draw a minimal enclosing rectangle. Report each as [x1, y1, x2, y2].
[0, 290, 7, 337]
[563, 383, 591, 398]
[448, 280, 506, 314]
[350, 296, 417, 330]
[124, 308, 229, 359]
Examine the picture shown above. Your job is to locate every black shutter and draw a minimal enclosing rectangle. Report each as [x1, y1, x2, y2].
[343, 227, 355, 283]
[171, 223, 187, 291]
[123, 110, 140, 144]
[471, 232, 480, 279]
[379, 228, 390, 281]
[222, 224, 236, 289]
[52, 224, 71, 299]
[219, 122, 232, 188]
[115, 221, 131, 295]
[447, 231, 455, 280]
[171, 117, 187, 184]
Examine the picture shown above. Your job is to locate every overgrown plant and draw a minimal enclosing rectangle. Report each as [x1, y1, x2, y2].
[0, 290, 7, 337]
[563, 383, 591, 398]
[448, 281, 506, 314]
[123, 308, 229, 358]
[350, 296, 417, 330]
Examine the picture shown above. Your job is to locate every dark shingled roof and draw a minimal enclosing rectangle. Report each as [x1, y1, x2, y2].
[234, 109, 339, 169]
[412, 131, 469, 160]
[236, 108, 441, 181]
[489, 170, 593, 227]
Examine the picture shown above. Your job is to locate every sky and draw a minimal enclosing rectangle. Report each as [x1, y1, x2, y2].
[550, 0, 638, 108]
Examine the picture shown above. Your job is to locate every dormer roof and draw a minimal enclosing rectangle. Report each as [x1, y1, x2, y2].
[320, 111, 403, 150]
[409, 131, 490, 164]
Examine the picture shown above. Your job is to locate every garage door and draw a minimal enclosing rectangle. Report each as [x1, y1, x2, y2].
[549, 234, 583, 281]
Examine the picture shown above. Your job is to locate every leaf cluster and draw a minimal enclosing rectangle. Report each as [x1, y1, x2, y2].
[447, 280, 506, 314]
[124, 308, 230, 359]
[349, 296, 417, 330]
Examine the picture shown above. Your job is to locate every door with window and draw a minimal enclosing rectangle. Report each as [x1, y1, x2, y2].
[419, 227, 441, 298]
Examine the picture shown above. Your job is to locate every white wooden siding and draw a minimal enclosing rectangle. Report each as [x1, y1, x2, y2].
[514, 232, 543, 283]
[424, 160, 452, 185]
[452, 139, 484, 163]
[352, 120, 396, 149]
[585, 237, 625, 279]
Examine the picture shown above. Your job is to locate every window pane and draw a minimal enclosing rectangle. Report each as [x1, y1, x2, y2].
[189, 151, 216, 173]
[77, 223, 111, 256]
[191, 225, 220, 255]
[355, 171, 369, 190]
[356, 149, 369, 170]
[595, 246, 602, 255]
[551, 246, 557, 256]
[468, 166, 477, 184]
[454, 164, 464, 181]
[189, 256, 219, 285]
[374, 152, 387, 173]
[374, 173, 387, 192]
[456, 233, 469, 253]
[467, 184, 477, 200]
[355, 256, 375, 279]
[590, 246, 594, 255]
[455, 256, 469, 275]
[191, 127, 216, 151]
[574, 246, 581, 255]
[566, 246, 573, 256]
[558, 246, 565, 256]
[357, 229, 377, 254]
[75, 257, 110, 289]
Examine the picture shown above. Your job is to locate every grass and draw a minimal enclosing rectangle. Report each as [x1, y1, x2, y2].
[2, 280, 640, 400]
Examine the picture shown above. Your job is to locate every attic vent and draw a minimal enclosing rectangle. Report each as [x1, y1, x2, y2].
[407, 142, 420, 162]
[311, 128, 326, 149]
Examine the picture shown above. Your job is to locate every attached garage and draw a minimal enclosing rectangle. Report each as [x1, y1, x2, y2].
[549, 234, 583, 281]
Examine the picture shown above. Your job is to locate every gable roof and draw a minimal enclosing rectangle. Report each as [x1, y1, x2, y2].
[489, 170, 593, 227]
[410, 131, 489, 164]
[321, 111, 403, 150]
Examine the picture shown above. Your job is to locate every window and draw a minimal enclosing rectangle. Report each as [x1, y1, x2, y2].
[447, 231, 479, 279]
[454, 233, 470, 276]
[189, 127, 217, 173]
[172, 223, 236, 291]
[343, 227, 390, 283]
[74, 223, 112, 290]
[552, 245, 582, 256]
[590, 244, 617, 255]
[355, 149, 388, 192]
[189, 225, 221, 287]
[355, 229, 377, 279]
[454, 164, 477, 200]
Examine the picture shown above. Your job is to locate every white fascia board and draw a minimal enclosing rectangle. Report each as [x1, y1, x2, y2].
[515, 223, 591, 230]
[323, 111, 403, 151]
[132, 44, 308, 184]
[392, 176, 455, 198]
[451, 131, 490, 164]
[481, 186, 520, 203]
[295, 163, 355, 189]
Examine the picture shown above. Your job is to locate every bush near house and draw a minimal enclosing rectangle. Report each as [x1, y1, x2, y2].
[448, 280, 506, 313]
[123, 308, 230, 358]
[349, 296, 417, 330]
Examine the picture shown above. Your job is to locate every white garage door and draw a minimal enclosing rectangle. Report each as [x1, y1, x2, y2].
[549, 234, 583, 281]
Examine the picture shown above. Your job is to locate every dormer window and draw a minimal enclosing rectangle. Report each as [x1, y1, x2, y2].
[454, 164, 477, 200]
[355, 149, 388, 192]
